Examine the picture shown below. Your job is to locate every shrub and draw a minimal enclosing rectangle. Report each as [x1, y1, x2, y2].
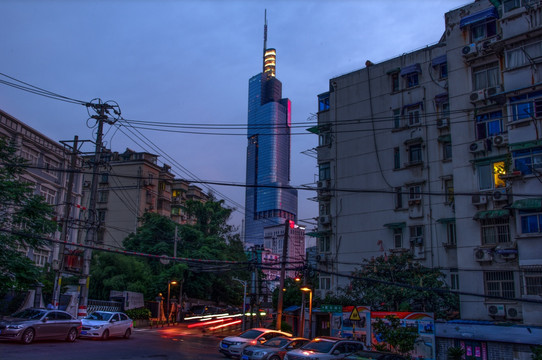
[125, 307, 151, 320]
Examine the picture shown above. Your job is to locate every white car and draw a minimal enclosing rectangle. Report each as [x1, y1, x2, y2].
[219, 328, 292, 358]
[80, 311, 133, 340]
[284, 337, 364, 360]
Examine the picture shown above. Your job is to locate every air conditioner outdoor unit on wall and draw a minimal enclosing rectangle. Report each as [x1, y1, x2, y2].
[492, 134, 508, 147]
[317, 180, 330, 189]
[437, 118, 450, 129]
[470, 89, 486, 102]
[472, 194, 488, 205]
[487, 304, 505, 317]
[462, 43, 478, 57]
[486, 85, 503, 97]
[506, 305, 523, 320]
[469, 140, 486, 153]
[474, 248, 493, 262]
[492, 188, 508, 202]
[319, 215, 331, 225]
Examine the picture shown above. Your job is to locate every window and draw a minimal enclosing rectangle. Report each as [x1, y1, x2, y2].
[171, 207, 180, 216]
[506, 41, 542, 69]
[20, 147, 39, 165]
[409, 225, 424, 245]
[393, 108, 401, 129]
[510, 91, 542, 122]
[470, 18, 497, 42]
[473, 62, 500, 90]
[319, 276, 331, 290]
[393, 147, 401, 169]
[438, 102, 450, 124]
[405, 105, 421, 126]
[97, 190, 109, 203]
[319, 202, 330, 216]
[97, 210, 106, 223]
[444, 178, 454, 205]
[447, 223, 457, 246]
[476, 111, 504, 140]
[159, 182, 166, 191]
[520, 210, 542, 233]
[443, 141, 452, 161]
[513, 147, 542, 175]
[319, 235, 330, 253]
[393, 228, 403, 248]
[319, 162, 331, 181]
[481, 219, 510, 244]
[395, 187, 403, 209]
[33, 248, 49, 267]
[319, 126, 332, 147]
[39, 187, 56, 205]
[439, 63, 448, 79]
[391, 73, 400, 92]
[100, 173, 109, 184]
[405, 72, 419, 88]
[477, 160, 506, 190]
[484, 271, 515, 299]
[450, 269, 459, 290]
[318, 93, 330, 112]
[523, 270, 542, 295]
[43, 157, 59, 177]
[408, 144, 423, 164]
[408, 185, 422, 201]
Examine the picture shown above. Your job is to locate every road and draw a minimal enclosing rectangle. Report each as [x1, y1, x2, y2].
[0, 322, 235, 360]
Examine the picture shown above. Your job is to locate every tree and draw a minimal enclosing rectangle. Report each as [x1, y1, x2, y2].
[372, 315, 419, 356]
[341, 253, 458, 319]
[0, 138, 57, 295]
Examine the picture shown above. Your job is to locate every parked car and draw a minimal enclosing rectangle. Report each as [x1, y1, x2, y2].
[219, 328, 292, 358]
[284, 337, 364, 360]
[242, 336, 309, 360]
[343, 350, 406, 360]
[0, 308, 81, 344]
[80, 311, 133, 340]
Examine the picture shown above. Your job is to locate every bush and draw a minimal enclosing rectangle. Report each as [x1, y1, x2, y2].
[269, 318, 293, 334]
[125, 307, 151, 320]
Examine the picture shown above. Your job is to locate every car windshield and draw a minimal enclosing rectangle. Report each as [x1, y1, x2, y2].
[301, 339, 335, 353]
[239, 329, 264, 339]
[85, 312, 113, 321]
[263, 337, 289, 347]
[11, 309, 46, 320]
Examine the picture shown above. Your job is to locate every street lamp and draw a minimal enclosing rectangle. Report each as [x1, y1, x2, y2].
[233, 278, 247, 331]
[167, 280, 178, 324]
[300, 287, 313, 339]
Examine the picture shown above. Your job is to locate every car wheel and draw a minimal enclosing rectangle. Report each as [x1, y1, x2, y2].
[123, 328, 131, 339]
[66, 327, 78, 342]
[21, 328, 35, 345]
[101, 329, 110, 340]
[269, 356, 281, 360]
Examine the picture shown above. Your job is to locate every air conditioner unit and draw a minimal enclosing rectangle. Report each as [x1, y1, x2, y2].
[413, 246, 425, 259]
[469, 140, 486, 153]
[317, 180, 330, 190]
[472, 194, 488, 205]
[470, 89, 487, 102]
[506, 305, 523, 320]
[492, 188, 508, 202]
[462, 43, 478, 57]
[482, 36, 499, 49]
[499, 252, 517, 260]
[487, 304, 505, 317]
[319, 215, 331, 225]
[474, 248, 493, 262]
[437, 118, 450, 129]
[486, 85, 503, 97]
[492, 134, 508, 147]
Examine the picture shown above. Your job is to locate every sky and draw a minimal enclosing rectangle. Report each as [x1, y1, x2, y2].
[0, 0, 470, 237]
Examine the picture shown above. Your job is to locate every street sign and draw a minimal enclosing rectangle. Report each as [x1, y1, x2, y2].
[349, 307, 361, 321]
[321, 304, 342, 313]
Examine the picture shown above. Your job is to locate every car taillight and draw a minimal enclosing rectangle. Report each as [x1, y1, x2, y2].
[250, 340, 257, 345]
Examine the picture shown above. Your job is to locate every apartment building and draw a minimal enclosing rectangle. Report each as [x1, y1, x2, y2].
[0, 109, 84, 268]
[314, 0, 542, 356]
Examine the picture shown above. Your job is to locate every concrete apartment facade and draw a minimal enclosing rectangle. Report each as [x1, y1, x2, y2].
[314, 0, 542, 356]
[0, 109, 84, 268]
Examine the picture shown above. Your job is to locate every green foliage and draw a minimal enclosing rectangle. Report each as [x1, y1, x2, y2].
[447, 346, 466, 360]
[532, 345, 542, 360]
[272, 277, 304, 310]
[125, 307, 151, 320]
[372, 316, 419, 356]
[342, 253, 458, 319]
[270, 318, 293, 334]
[0, 139, 57, 296]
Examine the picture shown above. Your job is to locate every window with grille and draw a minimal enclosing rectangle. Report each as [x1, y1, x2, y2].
[393, 228, 403, 248]
[523, 271, 542, 296]
[447, 223, 457, 246]
[484, 271, 515, 299]
[481, 219, 510, 244]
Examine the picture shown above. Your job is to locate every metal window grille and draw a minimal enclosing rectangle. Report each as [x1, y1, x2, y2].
[481, 219, 510, 244]
[484, 271, 515, 299]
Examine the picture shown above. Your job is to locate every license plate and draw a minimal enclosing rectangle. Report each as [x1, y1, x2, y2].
[222, 344, 229, 349]
[81, 331, 88, 335]
[242, 356, 249, 360]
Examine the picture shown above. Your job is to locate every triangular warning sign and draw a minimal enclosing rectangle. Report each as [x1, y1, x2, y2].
[349, 307, 361, 321]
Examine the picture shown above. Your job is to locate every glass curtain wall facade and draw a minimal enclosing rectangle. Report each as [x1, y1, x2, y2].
[244, 52, 298, 246]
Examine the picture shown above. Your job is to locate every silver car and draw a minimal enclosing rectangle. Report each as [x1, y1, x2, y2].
[80, 311, 133, 340]
[0, 308, 81, 344]
[219, 328, 292, 358]
[285, 337, 365, 360]
[242, 336, 309, 360]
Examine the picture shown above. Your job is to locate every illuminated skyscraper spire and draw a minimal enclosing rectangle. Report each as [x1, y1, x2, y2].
[263, 10, 276, 79]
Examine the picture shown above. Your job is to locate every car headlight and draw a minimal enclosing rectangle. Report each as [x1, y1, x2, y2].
[253, 350, 269, 357]
[7, 324, 25, 329]
[91, 325, 104, 329]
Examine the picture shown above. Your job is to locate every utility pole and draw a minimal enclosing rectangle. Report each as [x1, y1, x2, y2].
[52, 136, 79, 309]
[78, 99, 121, 318]
[276, 219, 290, 331]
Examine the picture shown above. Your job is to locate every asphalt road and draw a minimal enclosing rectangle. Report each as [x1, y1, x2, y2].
[0, 323, 234, 360]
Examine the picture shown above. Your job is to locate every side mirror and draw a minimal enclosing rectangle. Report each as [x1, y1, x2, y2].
[332, 350, 340, 355]
[110, 319, 117, 323]
[42, 317, 49, 323]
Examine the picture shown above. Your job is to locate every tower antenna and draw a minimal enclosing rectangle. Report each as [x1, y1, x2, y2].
[263, 9, 267, 73]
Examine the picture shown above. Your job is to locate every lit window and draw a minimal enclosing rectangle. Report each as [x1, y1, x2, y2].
[477, 161, 506, 190]
[473, 62, 500, 90]
[484, 271, 515, 299]
[476, 111, 504, 140]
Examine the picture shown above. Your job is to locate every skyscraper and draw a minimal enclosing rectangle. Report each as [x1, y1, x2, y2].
[244, 15, 298, 246]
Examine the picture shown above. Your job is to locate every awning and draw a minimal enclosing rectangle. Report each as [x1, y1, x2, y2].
[432, 55, 447, 67]
[437, 218, 455, 224]
[284, 305, 301, 312]
[510, 139, 542, 151]
[404, 137, 424, 145]
[306, 231, 330, 238]
[307, 126, 319, 134]
[400, 63, 421, 76]
[473, 209, 511, 220]
[510, 198, 542, 210]
[386, 67, 400, 74]
[460, 7, 499, 28]
[383, 222, 406, 229]
[438, 134, 451, 143]
[435, 93, 448, 104]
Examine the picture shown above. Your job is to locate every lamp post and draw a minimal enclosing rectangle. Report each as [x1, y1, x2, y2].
[233, 278, 247, 331]
[300, 287, 312, 339]
[167, 280, 177, 324]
